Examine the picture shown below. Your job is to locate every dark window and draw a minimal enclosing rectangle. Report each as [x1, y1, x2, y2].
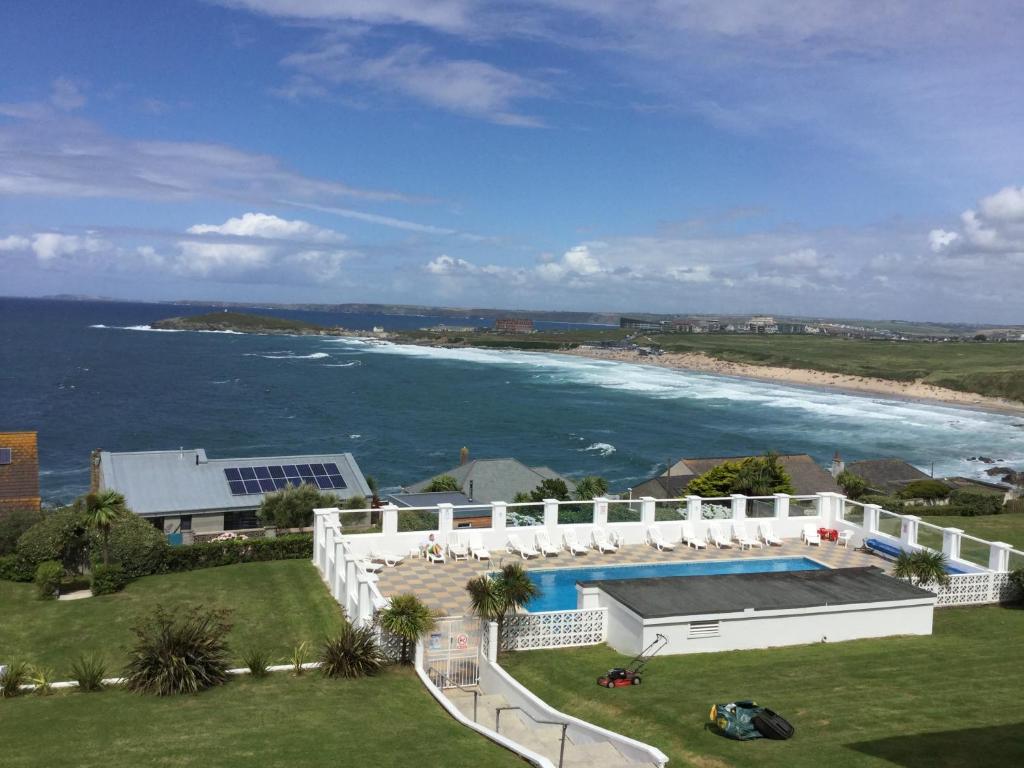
[0, 447, 11, 465]
[180, 515, 192, 532]
[149, 517, 164, 531]
[224, 510, 260, 530]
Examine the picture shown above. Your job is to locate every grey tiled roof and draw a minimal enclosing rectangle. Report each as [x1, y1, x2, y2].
[99, 448, 370, 517]
[404, 458, 576, 504]
[846, 459, 930, 494]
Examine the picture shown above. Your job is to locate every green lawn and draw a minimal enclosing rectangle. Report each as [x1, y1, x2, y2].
[0, 667, 524, 768]
[0, 560, 344, 677]
[502, 606, 1024, 768]
[919, 513, 1024, 549]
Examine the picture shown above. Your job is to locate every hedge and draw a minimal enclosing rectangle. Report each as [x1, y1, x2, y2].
[163, 534, 313, 573]
[34, 560, 63, 600]
[91, 563, 129, 595]
[0, 553, 32, 582]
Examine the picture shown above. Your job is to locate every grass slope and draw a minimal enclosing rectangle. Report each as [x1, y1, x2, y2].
[0, 560, 343, 677]
[0, 668, 524, 768]
[920, 512, 1024, 549]
[503, 606, 1024, 768]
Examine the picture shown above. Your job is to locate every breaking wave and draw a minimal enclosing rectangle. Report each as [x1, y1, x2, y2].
[581, 442, 616, 457]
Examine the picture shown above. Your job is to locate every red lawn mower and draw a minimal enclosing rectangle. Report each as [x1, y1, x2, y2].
[596, 634, 668, 688]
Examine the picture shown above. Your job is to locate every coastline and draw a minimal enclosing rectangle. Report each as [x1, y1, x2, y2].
[556, 347, 1024, 417]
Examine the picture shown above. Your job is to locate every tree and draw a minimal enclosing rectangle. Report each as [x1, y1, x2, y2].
[527, 478, 572, 503]
[16, 507, 90, 575]
[837, 471, 868, 500]
[365, 475, 381, 508]
[424, 474, 460, 493]
[378, 593, 436, 664]
[84, 490, 127, 566]
[0, 508, 45, 556]
[685, 461, 741, 497]
[465, 562, 539, 650]
[573, 476, 608, 501]
[897, 479, 951, 501]
[893, 550, 950, 587]
[258, 483, 340, 528]
[686, 454, 794, 497]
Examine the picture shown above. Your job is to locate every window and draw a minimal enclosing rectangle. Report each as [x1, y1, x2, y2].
[224, 510, 261, 530]
[180, 515, 193, 532]
[0, 447, 11, 465]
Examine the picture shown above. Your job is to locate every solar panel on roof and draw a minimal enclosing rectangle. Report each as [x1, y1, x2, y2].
[259, 478, 276, 492]
[254, 466, 271, 479]
[228, 480, 247, 495]
[328, 475, 347, 489]
[296, 464, 312, 475]
[273, 478, 289, 490]
[324, 462, 340, 474]
[224, 467, 241, 481]
[239, 467, 256, 480]
[311, 463, 326, 475]
[283, 465, 299, 477]
[269, 465, 284, 478]
[315, 476, 332, 490]
[243, 479, 261, 494]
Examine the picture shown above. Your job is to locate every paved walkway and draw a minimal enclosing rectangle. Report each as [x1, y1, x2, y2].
[373, 538, 887, 616]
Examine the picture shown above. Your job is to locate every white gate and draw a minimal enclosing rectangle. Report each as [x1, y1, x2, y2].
[423, 616, 483, 688]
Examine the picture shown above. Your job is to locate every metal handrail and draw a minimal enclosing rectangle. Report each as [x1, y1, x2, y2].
[427, 666, 479, 723]
[495, 706, 569, 768]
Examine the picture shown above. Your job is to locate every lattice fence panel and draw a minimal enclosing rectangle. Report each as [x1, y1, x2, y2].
[926, 572, 1018, 607]
[502, 608, 608, 650]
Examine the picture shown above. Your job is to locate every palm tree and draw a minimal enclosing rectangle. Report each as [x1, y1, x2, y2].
[573, 475, 608, 501]
[378, 593, 436, 664]
[893, 550, 950, 587]
[85, 490, 126, 566]
[466, 562, 539, 651]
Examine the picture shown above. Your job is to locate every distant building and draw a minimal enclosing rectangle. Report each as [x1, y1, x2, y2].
[427, 324, 478, 333]
[747, 316, 778, 334]
[844, 459, 931, 496]
[494, 317, 534, 334]
[385, 491, 492, 529]
[404, 456, 576, 504]
[0, 431, 41, 513]
[619, 316, 665, 331]
[631, 453, 840, 498]
[94, 448, 371, 538]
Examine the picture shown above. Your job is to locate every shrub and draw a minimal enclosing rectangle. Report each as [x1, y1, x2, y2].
[837, 471, 868, 500]
[0, 508, 45, 555]
[242, 648, 271, 678]
[91, 562, 128, 595]
[1, 660, 30, 698]
[123, 607, 233, 696]
[948, 489, 1003, 517]
[163, 534, 312, 573]
[898, 479, 951, 501]
[378, 594, 436, 665]
[71, 654, 107, 692]
[290, 641, 310, 675]
[17, 508, 89, 574]
[34, 560, 63, 600]
[258, 483, 340, 529]
[0, 553, 32, 582]
[91, 513, 167, 578]
[685, 454, 794, 497]
[1009, 569, 1024, 603]
[29, 665, 55, 696]
[320, 623, 384, 679]
[423, 474, 461, 493]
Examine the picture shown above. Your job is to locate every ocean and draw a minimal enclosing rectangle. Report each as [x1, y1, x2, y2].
[2, 297, 1022, 506]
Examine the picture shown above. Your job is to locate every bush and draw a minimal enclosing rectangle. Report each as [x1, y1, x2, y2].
[123, 607, 233, 696]
[91, 562, 128, 595]
[1, 660, 30, 698]
[242, 648, 271, 678]
[0, 508, 45, 555]
[72, 654, 108, 692]
[258, 483, 340, 529]
[34, 560, 63, 600]
[423, 474, 461, 493]
[320, 623, 385, 679]
[29, 664, 55, 696]
[898, 479, 951, 501]
[17, 508, 89, 574]
[0, 553, 32, 582]
[1010, 570, 1024, 603]
[948, 489, 1004, 517]
[163, 534, 312, 573]
[685, 455, 794, 497]
[91, 513, 167, 578]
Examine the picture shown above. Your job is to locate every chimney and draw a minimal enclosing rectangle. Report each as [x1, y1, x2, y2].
[460, 446, 469, 466]
[90, 449, 102, 493]
[831, 450, 845, 478]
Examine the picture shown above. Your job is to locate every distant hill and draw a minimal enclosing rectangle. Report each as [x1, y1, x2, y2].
[152, 311, 338, 335]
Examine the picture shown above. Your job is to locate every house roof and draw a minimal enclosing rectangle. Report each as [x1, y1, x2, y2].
[404, 458, 575, 504]
[386, 491, 491, 519]
[0, 431, 41, 511]
[636, 454, 840, 497]
[98, 448, 371, 517]
[846, 459, 930, 494]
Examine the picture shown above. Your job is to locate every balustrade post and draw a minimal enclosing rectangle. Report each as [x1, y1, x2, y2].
[989, 541, 1012, 572]
[543, 498, 560, 535]
[816, 492, 842, 525]
[901, 514, 921, 549]
[381, 504, 398, 538]
[730, 494, 747, 522]
[345, 555, 358, 616]
[357, 578, 373, 627]
[686, 495, 702, 523]
[332, 538, 345, 600]
[863, 504, 881, 534]
[640, 496, 656, 527]
[437, 503, 454, 541]
[491, 501, 507, 534]
[773, 493, 790, 519]
[487, 621, 499, 663]
[593, 496, 609, 527]
[942, 527, 964, 561]
[313, 513, 324, 569]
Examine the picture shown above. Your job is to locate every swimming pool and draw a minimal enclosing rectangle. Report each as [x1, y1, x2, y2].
[527, 557, 828, 611]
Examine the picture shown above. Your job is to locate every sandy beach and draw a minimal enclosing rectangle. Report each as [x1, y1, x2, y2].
[559, 347, 1024, 417]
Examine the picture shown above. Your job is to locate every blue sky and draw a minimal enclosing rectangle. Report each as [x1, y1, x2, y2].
[2, 1, 1023, 322]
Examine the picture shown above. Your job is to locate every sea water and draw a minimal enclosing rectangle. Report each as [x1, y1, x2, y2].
[1, 297, 1021, 505]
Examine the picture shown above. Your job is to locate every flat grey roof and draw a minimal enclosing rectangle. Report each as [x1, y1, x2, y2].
[99, 448, 371, 517]
[581, 567, 933, 619]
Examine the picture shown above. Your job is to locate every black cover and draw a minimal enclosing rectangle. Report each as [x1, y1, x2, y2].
[752, 709, 795, 740]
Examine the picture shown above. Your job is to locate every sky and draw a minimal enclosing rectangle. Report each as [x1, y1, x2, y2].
[1, 1, 1023, 322]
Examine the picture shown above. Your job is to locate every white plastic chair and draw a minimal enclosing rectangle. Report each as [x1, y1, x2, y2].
[447, 533, 469, 561]
[592, 527, 618, 553]
[758, 522, 783, 547]
[708, 523, 732, 549]
[562, 529, 588, 557]
[836, 529, 854, 548]
[681, 522, 707, 550]
[646, 524, 676, 551]
[732, 522, 762, 550]
[802, 524, 822, 546]
[535, 530, 560, 557]
[468, 531, 491, 560]
[507, 533, 540, 560]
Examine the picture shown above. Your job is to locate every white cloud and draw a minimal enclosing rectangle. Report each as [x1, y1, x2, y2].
[49, 77, 85, 111]
[186, 212, 347, 243]
[978, 185, 1024, 221]
[771, 248, 820, 268]
[0, 235, 31, 251]
[31, 232, 109, 261]
[216, 0, 473, 33]
[931, 186, 1024, 257]
[928, 229, 959, 252]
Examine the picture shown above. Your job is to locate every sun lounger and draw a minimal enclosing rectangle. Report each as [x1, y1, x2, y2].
[370, 550, 405, 567]
[507, 533, 540, 559]
[535, 530, 560, 557]
[424, 545, 446, 564]
[802, 524, 821, 546]
[646, 524, 677, 551]
[732, 522, 762, 550]
[562, 529, 588, 556]
[447, 533, 469, 561]
[708, 523, 732, 549]
[681, 521, 707, 549]
[758, 522, 783, 547]
[468, 531, 491, 560]
[592, 527, 618, 553]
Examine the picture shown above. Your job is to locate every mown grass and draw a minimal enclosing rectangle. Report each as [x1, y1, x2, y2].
[0, 668, 525, 768]
[0, 560, 344, 677]
[502, 606, 1024, 768]
[919, 512, 1024, 549]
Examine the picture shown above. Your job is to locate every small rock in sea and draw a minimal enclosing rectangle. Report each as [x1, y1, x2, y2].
[978, 456, 995, 463]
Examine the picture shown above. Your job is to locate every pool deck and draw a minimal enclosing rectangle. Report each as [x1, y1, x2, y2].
[372, 539, 888, 616]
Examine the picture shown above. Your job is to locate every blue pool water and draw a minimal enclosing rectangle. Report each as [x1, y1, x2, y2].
[527, 557, 828, 611]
